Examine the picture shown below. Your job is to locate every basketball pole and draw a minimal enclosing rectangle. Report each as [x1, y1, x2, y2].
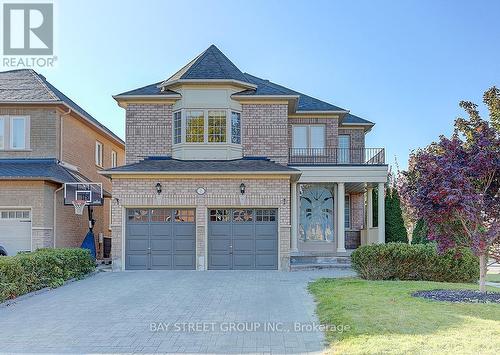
[87, 205, 96, 232]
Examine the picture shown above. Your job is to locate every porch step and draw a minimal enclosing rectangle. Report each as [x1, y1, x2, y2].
[290, 256, 352, 271]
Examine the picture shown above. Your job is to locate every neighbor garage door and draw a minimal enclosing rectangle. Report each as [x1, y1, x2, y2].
[0, 209, 31, 256]
[125, 208, 196, 270]
[208, 208, 278, 270]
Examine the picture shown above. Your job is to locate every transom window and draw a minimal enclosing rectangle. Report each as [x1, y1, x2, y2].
[256, 209, 276, 222]
[210, 209, 230, 222]
[0, 210, 30, 219]
[173, 109, 241, 145]
[292, 125, 325, 155]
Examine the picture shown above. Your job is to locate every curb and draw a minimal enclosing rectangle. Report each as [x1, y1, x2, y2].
[0, 269, 101, 308]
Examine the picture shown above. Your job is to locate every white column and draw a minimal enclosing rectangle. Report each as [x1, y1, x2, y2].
[367, 187, 373, 229]
[337, 182, 346, 252]
[377, 182, 385, 244]
[290, 182, 298, 253]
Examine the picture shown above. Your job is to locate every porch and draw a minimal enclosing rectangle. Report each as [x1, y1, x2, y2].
[289, 165, 388, 268]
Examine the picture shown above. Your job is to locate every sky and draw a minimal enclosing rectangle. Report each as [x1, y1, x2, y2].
[29, 0, 500, 169]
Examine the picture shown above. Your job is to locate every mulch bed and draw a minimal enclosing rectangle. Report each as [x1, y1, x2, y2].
[412, 289, 500, 303]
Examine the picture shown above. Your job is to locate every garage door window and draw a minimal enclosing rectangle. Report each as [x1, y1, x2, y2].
[128, 209, 148, 222]
[256, 209, 276, 222]
[151, 209, 171, 222]
[233, 209, 253, 222]
[0, 210, 30, 219]
[174, 209, 195, 222]
[210, 209, 230, 222]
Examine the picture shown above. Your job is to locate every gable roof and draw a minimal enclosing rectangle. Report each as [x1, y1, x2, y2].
[0, 69, 124, 145]
[160, 45, 252, 86]
[101, 156, 300, 176]
[343, 113, 374, 125]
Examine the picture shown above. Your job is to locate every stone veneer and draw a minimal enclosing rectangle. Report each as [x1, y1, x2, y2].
[111, 177, 291, 270]
[125, 103, 172, 164]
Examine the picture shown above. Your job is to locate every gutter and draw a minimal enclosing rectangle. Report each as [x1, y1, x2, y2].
[98, 170, 302, 177]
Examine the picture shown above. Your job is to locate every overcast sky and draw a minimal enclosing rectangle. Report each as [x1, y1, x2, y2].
[30, 0, 500, 169]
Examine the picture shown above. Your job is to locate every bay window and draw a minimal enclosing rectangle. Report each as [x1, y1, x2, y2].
[185, 111, 204, 143]
[208, 110, 226, 142]
[173, 109, 242, 145]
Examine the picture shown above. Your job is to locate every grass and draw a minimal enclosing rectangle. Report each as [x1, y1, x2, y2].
[308, 278, 500, 355]
[486, 272, 500, 283]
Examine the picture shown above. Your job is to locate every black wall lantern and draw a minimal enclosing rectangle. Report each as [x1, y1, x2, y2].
[155, 182, 162, 195]
[240, 183, 246, 195]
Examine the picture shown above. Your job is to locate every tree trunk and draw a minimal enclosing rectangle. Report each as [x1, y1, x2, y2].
[479, 253, 487, 293]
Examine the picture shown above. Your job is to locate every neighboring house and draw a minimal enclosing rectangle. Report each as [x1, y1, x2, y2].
[102, 45, 388, 271]
[0, 69, 125, 256]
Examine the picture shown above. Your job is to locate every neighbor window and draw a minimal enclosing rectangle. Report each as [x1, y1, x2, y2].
[111, 150, 117, 168]
[0, 117, 4, 149]
[231, 111, 241, 144]
[345, 195, 351, 229]
[208, 110, 226, 142]
[292, 125, 325, 155]
[185, 111, 204, 143]
[173, 111, 182, 144]
[10, 116, 28, 149]
[95, 141, 103, 167]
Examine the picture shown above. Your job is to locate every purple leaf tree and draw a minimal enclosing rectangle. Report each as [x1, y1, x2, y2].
[399, 87, 500, 292]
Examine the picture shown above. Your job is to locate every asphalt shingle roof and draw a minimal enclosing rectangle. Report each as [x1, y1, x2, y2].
[0, 69, 124, 144]
[0, 158, 79, 183]
[103, 157, 300, 174]
[116, 81, 178, 96]
[343, 113, 374, 125]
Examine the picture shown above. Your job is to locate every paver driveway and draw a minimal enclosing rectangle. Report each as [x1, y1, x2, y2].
[0, 269, 354, 354]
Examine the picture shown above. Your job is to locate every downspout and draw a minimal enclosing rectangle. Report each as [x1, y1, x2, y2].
[59, 107, 72, 160]
[53, 185, 64, 248]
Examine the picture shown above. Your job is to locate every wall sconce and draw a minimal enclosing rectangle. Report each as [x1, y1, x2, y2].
[240, 183, 246, 195]
[155, 182, 162, 195]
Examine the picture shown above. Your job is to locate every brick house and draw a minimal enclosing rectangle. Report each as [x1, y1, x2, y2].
[102, 45, 388, 271]
[0, 69, 125, 256]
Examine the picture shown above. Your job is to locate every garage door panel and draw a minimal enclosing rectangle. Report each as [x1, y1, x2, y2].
[126, 254, 148, 270]
[126, 208, 195, 270]
[0, 216, 31, 256]
[255, 239, 276, 252]
[208, 208, 278, 270]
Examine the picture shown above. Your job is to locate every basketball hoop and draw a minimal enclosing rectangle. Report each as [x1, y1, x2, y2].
[72, 200, 87, 215]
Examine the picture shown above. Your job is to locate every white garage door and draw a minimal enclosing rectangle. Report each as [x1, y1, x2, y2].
[0, 209, 31, 256]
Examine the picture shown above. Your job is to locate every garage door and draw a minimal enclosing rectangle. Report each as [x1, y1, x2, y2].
[208, 209, 278, 270]
[0, 209, 31, 256]
[125, 208, 196, 270]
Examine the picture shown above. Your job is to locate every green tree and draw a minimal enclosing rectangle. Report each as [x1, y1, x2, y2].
[411, 219, 429, 244]
[385, 187, 408, 243]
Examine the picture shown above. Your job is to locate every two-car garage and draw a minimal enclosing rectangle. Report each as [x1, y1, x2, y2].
[125, 208, 278, 270]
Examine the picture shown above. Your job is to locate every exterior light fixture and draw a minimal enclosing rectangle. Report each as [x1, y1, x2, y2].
[155, 182, 162, 195]
[240, 183, 246, 195]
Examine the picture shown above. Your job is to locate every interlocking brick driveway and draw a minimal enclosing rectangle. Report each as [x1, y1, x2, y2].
[0, 269, 354, 354]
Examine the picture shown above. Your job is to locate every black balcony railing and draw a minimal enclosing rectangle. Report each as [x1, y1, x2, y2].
[289, 148, 385, 165]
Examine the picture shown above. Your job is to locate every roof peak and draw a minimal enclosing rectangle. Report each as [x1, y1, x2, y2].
[160, 45, 252, 87]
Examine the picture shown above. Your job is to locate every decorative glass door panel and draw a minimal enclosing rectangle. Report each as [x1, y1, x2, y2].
[299, 184, 334, 241]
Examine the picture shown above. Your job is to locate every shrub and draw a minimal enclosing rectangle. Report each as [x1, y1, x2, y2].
[385, 187, 408, 243]
[0, 248, 95, 302]
[351, 243, 479, 283]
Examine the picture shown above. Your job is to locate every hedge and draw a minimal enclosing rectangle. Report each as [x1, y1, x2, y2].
[0, 248, 95, 303]
[351, 242, 479, 283]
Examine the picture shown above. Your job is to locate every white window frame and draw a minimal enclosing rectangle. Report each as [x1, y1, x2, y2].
[344, 194, 351, 229]
[95, 141, 103, 167]
[8, 116, 30, 150]
[173, 111, 182, 144]
[231, 111, 241, 144]
[111, 150, 117, 168]
[339, 134, 351, 163]
[173, 109, 242, 145]
[0, 116, 4, 150]
[292, 124, 326, 155]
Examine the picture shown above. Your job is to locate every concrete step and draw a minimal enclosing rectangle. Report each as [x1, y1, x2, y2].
[290, 256, 351, 265]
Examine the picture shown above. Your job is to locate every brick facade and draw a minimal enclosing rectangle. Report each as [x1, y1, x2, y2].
[125, 104, 172, 164]
[242, 104, 289, 164]
[111, 177, 291, 270]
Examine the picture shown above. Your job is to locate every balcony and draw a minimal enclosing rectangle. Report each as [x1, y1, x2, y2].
[289, 148, 385, 165]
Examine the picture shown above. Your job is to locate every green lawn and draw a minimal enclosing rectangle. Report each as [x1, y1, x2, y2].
[308, 278, 500, 355]
[486, 272, 500, 283]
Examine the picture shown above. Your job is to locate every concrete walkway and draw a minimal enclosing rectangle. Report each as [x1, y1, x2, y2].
[0, 269, 355, 354]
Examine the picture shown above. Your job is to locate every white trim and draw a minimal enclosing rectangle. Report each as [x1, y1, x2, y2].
[231, 94, 300, 100]
[293, 165, 388, 183]
[111, 150, 118, 168]
[112, 94, 182, 100]
[95, 141, 103, 167]
[100, 170, 301, 176]
[8, 115, 29, 150]
[0, 116, 4, 149]
[160, 79, 257, 90]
